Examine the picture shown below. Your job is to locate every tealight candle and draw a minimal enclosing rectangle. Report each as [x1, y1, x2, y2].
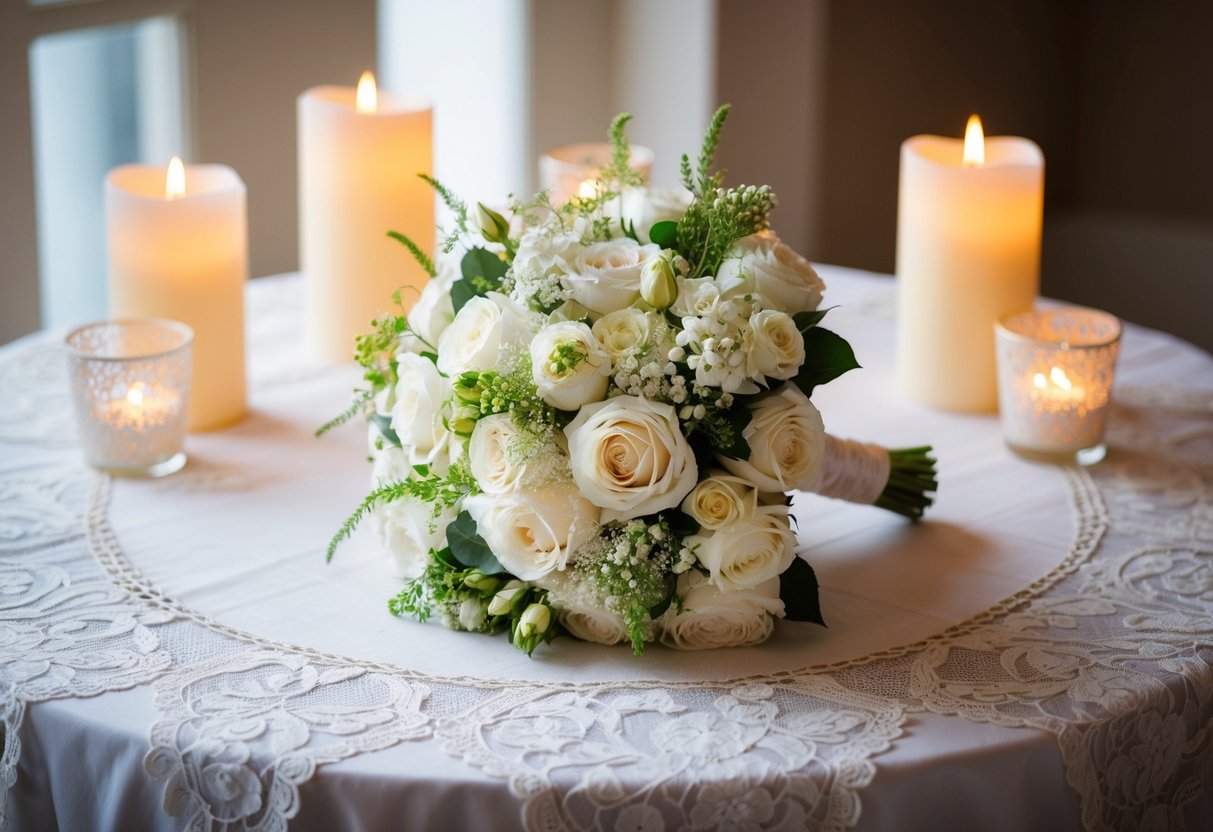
[995, 307, 1121, 465]
[539, 142, 655, 204]
[66, 319, 193, 477]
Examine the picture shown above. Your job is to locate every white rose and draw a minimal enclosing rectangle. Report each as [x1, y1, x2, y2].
[529, 321, 611, 411]
[591, 307, 652, 362]
[669, 274, 749, 319]
[437, 292, 536, 377]
[564, 239, 662, 314]
[689, 504, 796, 592]
[680, 471, 757, 531]
[564, 395, 698, 523]
[514, 225, 583, 278]
[716, 233, 824, 315]
[404, 261, 457, 349]
[368, 423, 409, 484]
[558, 605, 634, 646]
[719, 384, 825, 491]
[745, 309, 805, 382]
[659, 571, 785, 650]
[468, 413, 532, 494]
[463, 482, 599, 580]
[375, 497, 455, 579]
[618, 186, 693, 242]
[391, 353, 450, 469]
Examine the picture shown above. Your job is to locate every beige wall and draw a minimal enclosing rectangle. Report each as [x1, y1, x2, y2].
[0, 0, 375, 345]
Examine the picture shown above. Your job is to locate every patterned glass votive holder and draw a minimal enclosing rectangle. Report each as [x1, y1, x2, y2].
[995, 306, 1121, 466]
[65, 319, 193, 477]
[539, 142, 655, 204]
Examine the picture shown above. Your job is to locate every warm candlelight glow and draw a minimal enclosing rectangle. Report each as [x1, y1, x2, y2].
[1049, 366, 1072, 391]
[126, 382, 147, 409]
[1033, 372, 1047, 390]
[356, 71, 378, 114]
[577, 179, 598, 199]
[963, 114, 985, 167]
[165, 157, 185, 200]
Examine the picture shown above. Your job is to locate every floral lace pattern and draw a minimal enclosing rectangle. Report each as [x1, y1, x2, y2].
[1, 277, 1211, 832]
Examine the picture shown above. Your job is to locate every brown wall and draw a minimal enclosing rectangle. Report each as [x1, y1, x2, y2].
[716, 0, 1213, 351]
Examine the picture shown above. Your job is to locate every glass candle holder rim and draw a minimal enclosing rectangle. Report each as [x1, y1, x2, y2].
[65, 318, 195, 363]
[995, 305, 1122, 351]
[542, 141, 656, 169]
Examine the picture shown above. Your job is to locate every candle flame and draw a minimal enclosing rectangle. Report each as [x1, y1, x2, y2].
[1049, 366, 1072, 391]
[963, 114, 985, 167]
[165, 156, 185, 200]
[577, 179, 598, 199]
[356, 71, 378, 114]
[126, 383, 147, 408]
[1033, 372, 1047, 390]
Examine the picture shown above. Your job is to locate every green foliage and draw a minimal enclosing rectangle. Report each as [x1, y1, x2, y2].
[680, 104, 730, 197]
[315, 389, 371, 437]
[690, 399, 752, 462]
[791, 327, 861, 398]
[599, 112, 646, 188]
[369, 411, 400, 447]
[779, 556, 825, 626]
[875, 447, 938, 521]
[326, 464, 479, 563]
[648, 220, 678, 249]
[419, 173, 468, 231]
[450, 247, 509, 313]
[387, 230, 437, 277]
[446, 511, 506, 575]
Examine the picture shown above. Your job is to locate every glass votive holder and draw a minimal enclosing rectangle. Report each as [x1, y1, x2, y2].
[65, 319, 193, 477]
[539, 142, 655, 204]
[995, 306, 1121, 465]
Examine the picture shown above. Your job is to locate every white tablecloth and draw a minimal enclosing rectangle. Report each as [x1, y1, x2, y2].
[2, 267, 1211, 832]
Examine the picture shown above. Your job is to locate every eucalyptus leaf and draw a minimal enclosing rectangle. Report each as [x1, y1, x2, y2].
[792, 327, 860, 398]
[648, 220, 678, 249]
[449, 279, 478, 314]
[461, 246, 509, 284]
[446, 511, 507, 575]
[780, 557, 826, 626]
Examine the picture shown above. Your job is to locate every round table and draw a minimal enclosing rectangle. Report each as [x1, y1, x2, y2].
[2, 267, 1211, 832]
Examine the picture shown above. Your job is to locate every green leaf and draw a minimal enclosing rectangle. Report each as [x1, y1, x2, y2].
[664, 509, 701, 538]
[648, 220, 678, 249]
[450, 279, 478, 314]
[792, 327, 860, 398]
[792, 307, 835, 333]
[387, 230, 437, 277]
[370, 412, 401, 447]
[431, 546, 461, 571]
[647, 573, 677, 620]
[446, 511, 507, 575]
[717, 404, 753, 461]
[780, 557, 826, 626]
[461, 246, 508, 284]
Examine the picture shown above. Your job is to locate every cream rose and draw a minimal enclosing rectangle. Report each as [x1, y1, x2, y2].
[564, 395, 698, 522]
[745, 309, 805, 382]
[719, 384, 825, 491]
[659, 572, 785, 650]
[375, 497, 455, 579]
[564, 239, 662, 314]
[559, 606, 633, 646]
[689, 504, 796, 592]
[680, 471, 757, 531]
[436, 292, 535, 377]
[529, 321, 611, 411]
[468, 414, 532, 494]
[391, 353, 450, 469]
[513, 225, 583, 278]
[404, 261, 457, 349]
[463, 483, 599, 580]
[591, 307, 652, 361]
[716, 233, 824, 315]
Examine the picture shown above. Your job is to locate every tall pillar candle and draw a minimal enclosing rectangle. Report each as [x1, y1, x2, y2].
[895, 116, 1044, 412]
[298, 73, 434, 362]
[106, 159, 247, 431]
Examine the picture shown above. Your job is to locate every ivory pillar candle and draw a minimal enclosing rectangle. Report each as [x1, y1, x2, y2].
[539, 142, 654, 204]
[106, 159, 247, 431]
[298, 72, 434, 362]
[896, 116, 1044, 412]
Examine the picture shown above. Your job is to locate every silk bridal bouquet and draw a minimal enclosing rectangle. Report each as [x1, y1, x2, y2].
[322, 106, 936, 656]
